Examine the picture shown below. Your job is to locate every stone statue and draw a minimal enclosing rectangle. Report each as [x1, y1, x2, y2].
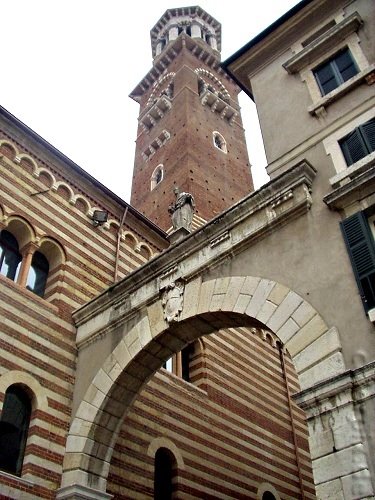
[168, 187, 195, 231]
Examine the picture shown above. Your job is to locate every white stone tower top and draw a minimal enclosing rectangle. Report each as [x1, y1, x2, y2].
[150, 5, 221, 59]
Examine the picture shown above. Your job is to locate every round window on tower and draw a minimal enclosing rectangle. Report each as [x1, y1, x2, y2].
[151, 165, 164, 190]
[213, 131, 227, 154]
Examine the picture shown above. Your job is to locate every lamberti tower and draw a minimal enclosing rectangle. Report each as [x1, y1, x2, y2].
[130, 6, 254, 231]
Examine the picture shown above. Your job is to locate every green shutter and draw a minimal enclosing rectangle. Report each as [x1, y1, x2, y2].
[340, 212, 375, 311]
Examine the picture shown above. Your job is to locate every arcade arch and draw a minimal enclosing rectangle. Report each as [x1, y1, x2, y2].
[58, 276, 341, 497]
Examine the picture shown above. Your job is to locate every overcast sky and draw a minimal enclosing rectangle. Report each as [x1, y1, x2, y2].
[1, 0, 299, 202]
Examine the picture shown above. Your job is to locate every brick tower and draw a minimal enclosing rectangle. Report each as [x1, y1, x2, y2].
[130, 6, 254, 231]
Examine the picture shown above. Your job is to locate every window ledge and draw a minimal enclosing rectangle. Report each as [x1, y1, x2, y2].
[283, 12, 363, 74]
[0, 469, 35, 487]
[329, 151, 375, 189]
[308, 64, 375, 116]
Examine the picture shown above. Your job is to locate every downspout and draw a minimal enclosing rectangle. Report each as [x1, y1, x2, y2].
[278, 343, 306, 500]
[114, 206, 128, 283]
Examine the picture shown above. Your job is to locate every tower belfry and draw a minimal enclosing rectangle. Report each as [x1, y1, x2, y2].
[130, 6, 254, 231]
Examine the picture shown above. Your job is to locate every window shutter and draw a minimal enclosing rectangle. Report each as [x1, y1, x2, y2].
[361, 118, 375, 153]
[341, 212, 375, 311]
[340, 129, 366, 166]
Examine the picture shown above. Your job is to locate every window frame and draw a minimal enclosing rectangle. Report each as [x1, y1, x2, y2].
[339, 118, 375, 167]
[340, 211, 375, 314]
[313, 48, 358, 96]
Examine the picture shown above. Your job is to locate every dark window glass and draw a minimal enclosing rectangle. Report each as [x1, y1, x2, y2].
[262, 493, 277, 500]
[26, 251, 49, 297]
[314, 49, 358, 96]
[154, 448, 175, 500]
[341, 211, 375, 312]
[0, 385, 31, 475]
[339, 118, 375, 166]
[155, 168, 163, 185]
[0, 230, 22, 281]
[181, 344, 194, 382]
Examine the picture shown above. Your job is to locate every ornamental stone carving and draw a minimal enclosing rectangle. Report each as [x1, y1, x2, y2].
[161, 280, 184, 323]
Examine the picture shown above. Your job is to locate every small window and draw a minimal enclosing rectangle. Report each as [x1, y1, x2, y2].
[262, 493, 277, 500]
[151, 165, 164, 191]
[339, 118, 375, 166]
[0, 385, 32, 476]
[163, 357, 173, 372]
[154, 448, 176, 500]
[314, 48, 358, 96]
[26, 251, 49, 297]
[0, 230, 22, 281]
[213, 131, 227, 153]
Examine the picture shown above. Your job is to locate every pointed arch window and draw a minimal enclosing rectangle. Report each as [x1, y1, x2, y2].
[0, 385, 32, 476]
[154, 447, 177, 500]
[213, 131, 227, 154]
[0, 230, 22, 281]
[151, 165, 164, 190]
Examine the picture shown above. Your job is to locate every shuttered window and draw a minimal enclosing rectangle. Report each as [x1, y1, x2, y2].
[339, 118, 375, 166]
[340, 212, 375, 312]
[314, 48, 358, 96]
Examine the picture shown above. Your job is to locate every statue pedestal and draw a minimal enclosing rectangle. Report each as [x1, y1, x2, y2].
[168, 227, 190, 244]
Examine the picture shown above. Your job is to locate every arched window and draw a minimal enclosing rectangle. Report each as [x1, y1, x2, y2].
[0, 230, 22, 281]
[154, 447, 176, 500]
[26, 251, 49, 297]
[151, 165, 164, 190]
[262, 493, 277, 500]
[0, 385, 32, 476]
[213, 131, 227, 153]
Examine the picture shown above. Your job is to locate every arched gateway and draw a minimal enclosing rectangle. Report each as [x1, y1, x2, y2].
[56, 161, 351, 498]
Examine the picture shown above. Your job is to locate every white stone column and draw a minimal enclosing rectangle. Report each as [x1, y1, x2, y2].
[191, 23, 201, 39]
[209, 35, 217, 51]
[294, 363, 375, 499]
[156, 41, 163, 56]
[169, 26, 179, 41]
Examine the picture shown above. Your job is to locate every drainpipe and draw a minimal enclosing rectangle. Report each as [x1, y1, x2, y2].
[278, 343, 306, 500]
[114, 206, 128, 283]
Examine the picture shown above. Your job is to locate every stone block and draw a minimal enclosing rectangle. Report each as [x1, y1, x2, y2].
[147, 300, 166, 337]
[315, 478, 344, 500]
[313, 443, 368, 485]
[233, 293, 252, 314]
[245, 279, 275, 318]
[221, 276, 246, 311]
[277, 317, 299, 344]
[286, 314, 328, 357]
[294, 327, 342, 374]
[299, 352, 346, 390]
[292, 301, 316, 328]
[268, 291, 303, 332]
[197, 279, 216, 314]
[267, 282, 289, 306]
[342, 469, 375, 499]
[135, 314, 152, 347]
[112, 340, 131, 369]
[92, 369, 113, 396]
[256, 300, 277, 325]
[181, 277, 201, 320]
[240, 276, 260, 296]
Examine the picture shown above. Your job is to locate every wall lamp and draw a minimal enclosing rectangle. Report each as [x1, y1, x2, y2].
[92, 210, 108, 227]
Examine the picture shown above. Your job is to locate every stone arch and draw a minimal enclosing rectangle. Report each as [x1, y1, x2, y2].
[135, 242, 153, 260]
[0, 140, 18, 160]
[147, 437, 185, 470]
[5, 215, 36, 249]
[147, 72, 175, 107]
[60, 276, 343, 495]
[0, 370, 48, 413]
[33, 166, 56, 188]
[195, 68, 230, 101]
[53, 181, 74, 202]
[18, 154, 38, 173]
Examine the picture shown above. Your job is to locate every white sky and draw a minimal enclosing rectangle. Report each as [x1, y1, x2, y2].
[1, 0, 298, 203]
